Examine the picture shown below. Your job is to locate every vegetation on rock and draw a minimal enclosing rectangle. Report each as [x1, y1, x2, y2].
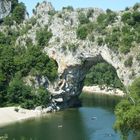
[3, 0, 26, 25]
[76, 5, 140, 54]
[36, 25, 53, 47]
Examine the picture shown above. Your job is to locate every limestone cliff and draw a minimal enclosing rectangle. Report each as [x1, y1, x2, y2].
[0, 0, 11, 20]
[7, 1, 140, 110]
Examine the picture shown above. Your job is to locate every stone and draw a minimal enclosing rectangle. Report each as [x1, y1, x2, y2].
[54, 98, 63, 102]
[42, 106, 52, 113]
[0, 0, 11, 20]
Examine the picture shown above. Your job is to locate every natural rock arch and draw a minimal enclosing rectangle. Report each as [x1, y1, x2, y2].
[46, 45, 134, 109]
[12, 1, 140, 110]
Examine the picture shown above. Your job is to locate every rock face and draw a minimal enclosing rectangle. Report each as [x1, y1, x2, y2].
[0, 0, 11, 20]
[16, 1, 140, 110]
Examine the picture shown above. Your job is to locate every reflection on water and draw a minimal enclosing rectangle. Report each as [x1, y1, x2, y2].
[0, 93, 139, 140]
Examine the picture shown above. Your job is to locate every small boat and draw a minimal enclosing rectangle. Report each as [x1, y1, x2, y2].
[91, 116, 97, 120]
[58, 125, 63, 128]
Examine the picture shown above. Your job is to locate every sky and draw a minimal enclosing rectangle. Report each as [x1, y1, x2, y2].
[19, 0, 140, 16]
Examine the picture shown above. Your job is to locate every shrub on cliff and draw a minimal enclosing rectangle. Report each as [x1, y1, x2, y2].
[78, 12, 89, 24]
[124, 56, 133, 67]
[36, 26, 53, 47]
[76, 25, 88, 40]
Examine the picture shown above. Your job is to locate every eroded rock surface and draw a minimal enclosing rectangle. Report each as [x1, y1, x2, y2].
[0, 0, 11, 20]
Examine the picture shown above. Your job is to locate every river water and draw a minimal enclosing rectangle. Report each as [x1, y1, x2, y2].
[0, 93, 139, 140]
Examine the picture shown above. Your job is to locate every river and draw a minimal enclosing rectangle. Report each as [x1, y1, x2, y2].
[0, 93, 139, 140]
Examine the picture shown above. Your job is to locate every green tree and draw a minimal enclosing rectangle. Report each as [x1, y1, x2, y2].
[12, 2, 26, 24]
[84, 62, 124, 89]
[36, 26, 53, 47]
[114, 77, 140, 140]
[11, 0, 19, 12]
[7, 74, 33, 107]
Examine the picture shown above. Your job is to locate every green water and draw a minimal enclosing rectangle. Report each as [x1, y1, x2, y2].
[0, 94, 138, 140]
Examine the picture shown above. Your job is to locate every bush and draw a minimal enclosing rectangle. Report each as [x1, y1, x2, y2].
[119, 46, 131, 54]
[121, 12, 132, 24]
[124, 56, 133, 67]
[87, 9, 94, 18]
[106, 9, 112, 14]
[97, 13, 107, 24]
[132, 11, 140, 23]
[29, 17, 37, 26]
[97, 37, 104, 46]
[62, 6, 74, 11]
[3, 16, 13, 26]
[136, 54, 140, 61]
[36, 26, 53, 47]
[76, 25, 88, 40]
[35, 87, 50, 107]
[106, 12, 117, 24]
[105, 33, 119, 51]
[14, 107, 19, 112]
[88, 33, 95, 42]
[78, 12, 89, 24]
[7, 75, 33, 105]
[68, 44, 77, 52]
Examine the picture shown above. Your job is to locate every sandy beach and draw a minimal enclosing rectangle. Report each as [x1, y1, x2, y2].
[0, 107, 42, 127]
[82, 85, 125, 96]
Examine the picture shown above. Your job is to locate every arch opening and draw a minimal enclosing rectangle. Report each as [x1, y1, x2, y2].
[83, 59, 125, 92]
[50, 54, 125, 110]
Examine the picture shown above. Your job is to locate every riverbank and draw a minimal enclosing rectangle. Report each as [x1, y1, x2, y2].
[0, 86, 124, 127]
[82, 85, 125, 96]
[0, 107, 43, 127]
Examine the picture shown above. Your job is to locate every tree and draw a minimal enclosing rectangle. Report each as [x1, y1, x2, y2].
[7, 74, 33, 106]
[35, 87, 50, 107]
[129, 77, 140, 97]
[132, 11, 140, 23]
[11, 0, 19, 12]
[12, 2, 26, 24]
[121, 12, 133, 25]
[114, 77, 140, 140]
[84, 62, 124, 90]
